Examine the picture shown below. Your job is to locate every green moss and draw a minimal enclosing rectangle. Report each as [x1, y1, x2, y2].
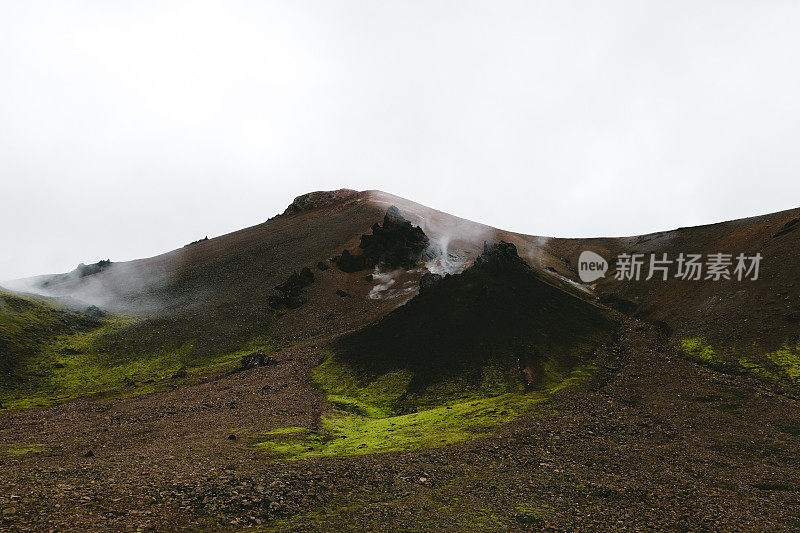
[1, 315, 193, 408]
[681, 338, 723, 366]
[514, 503, 553, 525]
[0, 291, 274, 410]
[262, 426, 309, 436]
[311, 351, 540, 418]
[311, 355, 413, 417]
[738, 357, 781, 381]
[765, 344, 800, 382]
[0, 291, 101, 381]
[264, 339, 597, 460]
[4, 444, 46, 456]
[256, 366, 593, 460]
[681, 338, 800, 387]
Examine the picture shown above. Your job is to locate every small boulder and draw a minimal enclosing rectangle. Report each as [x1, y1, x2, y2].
[275, 268, 314, 294]
[270, 267, 315, 309]
[240, 351, 277, 370]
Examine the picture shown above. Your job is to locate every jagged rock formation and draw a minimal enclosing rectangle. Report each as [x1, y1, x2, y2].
[38, 259, 113, 288]
[76, 259, 112, 278]
[184, 236, 209, 247]
[282, 189, 358, 216]
[268, 267, 315, 309]
[335, 206, 432, 272]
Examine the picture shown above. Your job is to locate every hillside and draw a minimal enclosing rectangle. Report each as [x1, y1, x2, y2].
[537, 209, 800, 389]
[328, 241, 616, 412]
[1, 190, 799, 530]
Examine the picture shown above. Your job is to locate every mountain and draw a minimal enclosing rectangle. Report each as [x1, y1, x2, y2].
[9, 189, 797, 397]
[1, 190, 799, 531]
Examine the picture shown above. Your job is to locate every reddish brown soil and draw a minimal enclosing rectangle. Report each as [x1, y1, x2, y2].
[536, 208, 800, 353]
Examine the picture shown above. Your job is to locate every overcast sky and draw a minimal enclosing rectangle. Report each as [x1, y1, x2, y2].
[2, 1, 800, 280]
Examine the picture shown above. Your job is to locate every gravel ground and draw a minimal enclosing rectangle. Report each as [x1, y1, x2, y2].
[1, 318, 799, 531]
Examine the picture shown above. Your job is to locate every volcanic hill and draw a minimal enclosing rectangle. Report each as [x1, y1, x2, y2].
[1, 189, 799, 531]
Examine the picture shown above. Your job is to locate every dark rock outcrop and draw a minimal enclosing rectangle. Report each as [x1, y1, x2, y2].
[774, 217, 799, 238]
[419, 272, 443, 292]
[269, 267, 315, 309]
[38, 259, 113, 288]
[474, 241, 526, 273]
[76, 259, 112, 278]
[282, 189, 358, 216]
[275, 267, 314, 293]
[184, 236, 209, 247]
[334, 206, 432, 272]
[240, 351, 277, 369]
[335, 249, 367, 272]
[84, 305, 105, 318]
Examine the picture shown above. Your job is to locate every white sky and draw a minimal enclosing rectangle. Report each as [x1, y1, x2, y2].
[2, 1, 800, 280]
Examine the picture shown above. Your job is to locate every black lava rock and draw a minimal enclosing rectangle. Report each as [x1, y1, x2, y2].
[269, 267, 316, 309]
[240, 351, 277, 369]
[334, 206, 433, 272]
[419, 272, 443, 292]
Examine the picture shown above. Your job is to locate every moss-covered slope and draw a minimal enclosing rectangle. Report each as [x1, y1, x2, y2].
[327, 241, 617, 413]
[257, 242, 618, 459]
[681, 337, 800, 389]
[0, 290, 273, 409]
[0, 291, 102, 387]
